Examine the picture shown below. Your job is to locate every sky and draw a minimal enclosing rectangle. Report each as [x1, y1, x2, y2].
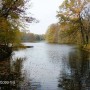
[28, 0, 64, 34]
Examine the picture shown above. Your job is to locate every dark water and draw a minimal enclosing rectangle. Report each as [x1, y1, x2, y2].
[0, 42, 90, 90]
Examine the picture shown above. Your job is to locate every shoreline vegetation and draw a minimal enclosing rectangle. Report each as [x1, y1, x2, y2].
[79, 45, 90, 52]
[45, 0, 90, 52]
[0, 43, 34, 59]
[0, 0, 38, 59]
[0, 0, 90, 59]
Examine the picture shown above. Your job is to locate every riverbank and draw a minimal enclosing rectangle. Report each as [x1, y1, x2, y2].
[76, 44, 90, 53]
[0, 46, 12, 59]
[12, 43, 34, 50]
[82, 44, 90, 52]
[0, 43, 34, 60]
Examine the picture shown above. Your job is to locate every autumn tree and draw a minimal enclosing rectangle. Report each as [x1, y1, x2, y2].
[45, 24, 59, 43]
[57, 0, 89, 45]
[0, 0, 35, 46]
[80, 3, 90, 44]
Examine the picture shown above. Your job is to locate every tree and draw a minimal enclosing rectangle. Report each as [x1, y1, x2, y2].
[45, 24, 59, 43]
[0, 0, 35, 46]
[57, 0, 89, 45]
[80, 3, 90, 44]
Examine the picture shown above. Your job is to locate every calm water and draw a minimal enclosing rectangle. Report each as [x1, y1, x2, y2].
[0, 42, 90, 90]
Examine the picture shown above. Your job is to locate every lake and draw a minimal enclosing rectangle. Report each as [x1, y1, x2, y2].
[0, 42, 90, 90]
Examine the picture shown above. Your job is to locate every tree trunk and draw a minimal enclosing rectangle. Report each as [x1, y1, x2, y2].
[79, 15, 86, 45]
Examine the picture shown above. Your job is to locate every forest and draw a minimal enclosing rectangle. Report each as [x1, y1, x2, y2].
[0, 0, 90, 90]
[20, 32, 45, 42]
[45, 0, 90, 50]
[0, 0, 37, 58]
[0, 0, 90, 57]
[0, 0, 41, 45]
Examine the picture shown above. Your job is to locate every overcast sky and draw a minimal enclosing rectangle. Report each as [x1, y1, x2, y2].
[28, 0, 63, 34]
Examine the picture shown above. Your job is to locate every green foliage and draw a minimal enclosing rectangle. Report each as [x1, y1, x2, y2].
[20, 32, 45, 42]
[55, 0, 90, 45]
[0, 0, 35, 46]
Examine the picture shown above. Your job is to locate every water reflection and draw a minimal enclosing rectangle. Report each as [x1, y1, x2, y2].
[0, 57, 24, 90]
[0, 43, 90, 90]
[58, 50, 90, 90]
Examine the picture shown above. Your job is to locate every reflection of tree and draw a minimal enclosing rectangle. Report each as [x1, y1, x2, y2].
[0, 58, 24, 90]
[58, 50, 90, 90]
[11, 58, 24, 89]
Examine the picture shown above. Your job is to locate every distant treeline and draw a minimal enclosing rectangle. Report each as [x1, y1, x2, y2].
[45, 23, 83, 44]
[20, 32, 45, 42]
[45, 0, 90, 46]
